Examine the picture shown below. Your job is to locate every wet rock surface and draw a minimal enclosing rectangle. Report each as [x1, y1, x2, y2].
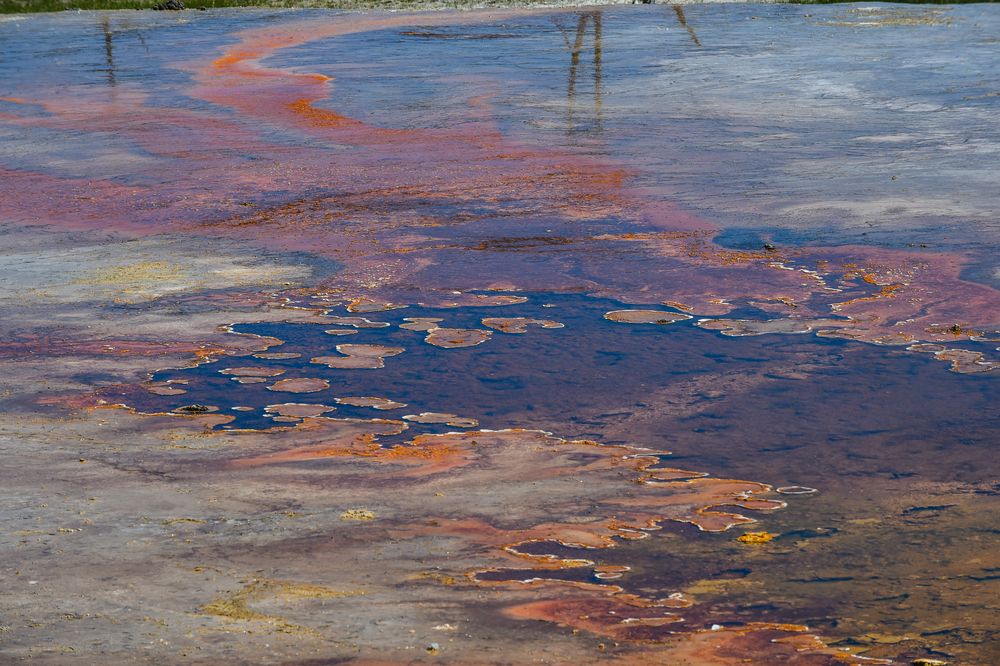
[1, 5, 998, 665]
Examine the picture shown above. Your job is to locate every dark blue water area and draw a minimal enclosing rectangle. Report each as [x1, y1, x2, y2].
[124, 290, 1000, 491]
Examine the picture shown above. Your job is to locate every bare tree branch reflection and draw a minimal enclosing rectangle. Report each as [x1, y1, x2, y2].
[562, 11, 603, 133]
[672, 4, 701, 48]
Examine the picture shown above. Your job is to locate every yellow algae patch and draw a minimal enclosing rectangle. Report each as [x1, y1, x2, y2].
[264, 403, 336, 418]
[737, 531, 775, 545]
[425, 328, 491, 348]
[345, 297, 405, 313]
[76, 261, 183, 286]
[400, 317, 444, 331]
[311, 344, 405, 369]
[55, 249, 308, 305]
[481, 317, 565, 334]
[697, 317, 847, 336]
[604, 310, 692, 325]
[403, 413, 479, 428]
[325, 316, 390, 329]
[409, 571, 459, 586]
[267, 378, 330, 393]
[340, 508, 376, 521]
[253, 352, 302, 360]
[335, 396, 407, 410]
[202, 578, 363, 625]
[323, 328, 359, 336]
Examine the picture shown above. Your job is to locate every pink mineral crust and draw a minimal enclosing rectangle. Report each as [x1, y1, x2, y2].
[267, 377, 331, 393]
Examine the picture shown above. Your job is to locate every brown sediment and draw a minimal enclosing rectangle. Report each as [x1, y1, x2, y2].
[420, 293, 530, 308]
[344, 297, 406, 313]
[816, 329, 916, 346]
[229, 420, 408, 468]
[145, 380, 189, 396]
[220, 366, 286, 377]
[425, 327, 492, 348]
[253, 352, 302, 359]
[0, 337, 229, 360]
[146, 386, 188, 395]
[614, 623, 894, 665]
[264, 403, 336, 418]
[481, 317, 565, 333]
[908, 344, 1000, 375]
[311, 344, 405, 369]
[504, 596, 685, 641]
[697, 317, 850, 337]
[323, 316, 390, 329]
[173, 404, 219, 414]
[399, 317, 444, 331]
[323, 328, 359, 336]
[266, 378, 330, 393]
[335, 396, 407, 410]
[604, 310, 693, 325]
[402, 412, 479, 428]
